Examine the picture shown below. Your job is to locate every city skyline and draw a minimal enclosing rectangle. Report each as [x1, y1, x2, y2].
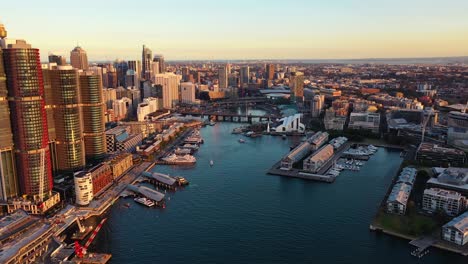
[2, 0, 468, 61]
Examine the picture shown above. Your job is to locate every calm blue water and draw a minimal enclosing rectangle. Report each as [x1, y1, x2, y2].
[95, 123, 466, 263]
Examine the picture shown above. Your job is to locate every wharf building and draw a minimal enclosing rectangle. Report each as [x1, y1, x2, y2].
[107, 153, 133, 180]
[88, 163, 112, 196]
[303, 144, 334, 173]
[307, 131, 329, 151]
[416, 143, 466, 167]
[442, 211, 468, 246]
[422, 188, 466, 217]
[0, 209, 55, 264]
[280, 141, 312, 171]
[386, 167, 416, 215]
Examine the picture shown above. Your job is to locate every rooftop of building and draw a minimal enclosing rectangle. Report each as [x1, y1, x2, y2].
[418, 143, 466, 155]
[424, 188, 464, 199]
[387, 182, 412, 205]
[443, 210, 468, 234]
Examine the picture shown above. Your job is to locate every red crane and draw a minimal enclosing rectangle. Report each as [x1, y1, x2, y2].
[74, 218, 107, 258]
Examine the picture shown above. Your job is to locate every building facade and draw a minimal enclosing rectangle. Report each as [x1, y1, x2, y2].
[70, 46, 88, 70]
[422, 188, 466, 216]
[80, 73, 107, 161]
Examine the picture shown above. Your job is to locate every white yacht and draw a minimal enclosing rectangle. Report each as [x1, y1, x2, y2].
[162, 154, 196, 165]
[134, 197, 155, 207]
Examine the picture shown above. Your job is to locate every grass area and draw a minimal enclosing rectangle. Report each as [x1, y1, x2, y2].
[374, 205, 440, 237]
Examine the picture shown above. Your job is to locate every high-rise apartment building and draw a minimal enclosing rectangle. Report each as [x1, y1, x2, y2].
[48, 66, 85, 172]
[266, 64, 275, 80]
[2, 38, 53, 199]
[240, 66, 250, 87]
[70, 46, 88, 70]
[218, 66, 228, 89]
[80, 72, 107, 162]
[0, 25, 19, 200]
[153, 54, 165, 74]
[180, 82, 196, 104]
[128, 60, 141, 76]
[290, 71, 304, 102]
[142, 45, 152, 80]
[155, 73, 181, 109]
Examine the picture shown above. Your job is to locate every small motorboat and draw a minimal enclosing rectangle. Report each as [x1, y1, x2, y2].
[282, 134, 287, 140]
[210, 160, 214, 166]
[239, 138, 246, 143]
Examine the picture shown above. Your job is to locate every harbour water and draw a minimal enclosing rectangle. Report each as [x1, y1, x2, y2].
[94, 123, 466, 263]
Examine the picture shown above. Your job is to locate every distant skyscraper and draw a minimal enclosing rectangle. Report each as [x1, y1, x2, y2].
[180, 82, 196, 104]
[142, 45, 153, 80]
[181, 67, 190, 82]
[48, 53, 66, 65]
[266, 64, 275, 80]
[153, 54, 165, 74]
[218, 66, 228, 89]
[114, 60, 128, 87]
[70, 46, 88, 70]
[311, 95, 325, 118]
[240, 66, 250, 87]
[290, 71, 305, 102]
[128, 60, 141, 76]
[48, 66, 85, 172]
[0, 25, 19, 200]
[155, 73, 182, 109]
[80, 72, 107, 161]
[2, 38, 53, 199]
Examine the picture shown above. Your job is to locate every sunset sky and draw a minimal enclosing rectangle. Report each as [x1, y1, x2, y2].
[2, 0, 468, 61]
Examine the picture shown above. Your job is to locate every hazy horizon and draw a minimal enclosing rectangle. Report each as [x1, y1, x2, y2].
[2, 0, 468, 62]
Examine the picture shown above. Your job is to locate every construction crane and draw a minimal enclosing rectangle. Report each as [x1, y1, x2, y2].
[421, 108, 434, 144]
[39, 148, 45, 202]
[74, 218, 107, 258]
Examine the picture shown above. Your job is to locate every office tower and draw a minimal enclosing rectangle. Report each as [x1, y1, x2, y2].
[181, 67, 190, 82]
[128, 60, 141, 76]
[180, 82, 196, 104]
[125, 69, 139, 88]
[70, 46, 88, 70]
[151, 61, 160, 77]
[226, 63, 231, 74]
[0, 25, 19, 200]
[48, 66, 85, 172]
[218, 66, 228, 89]
[114, 60, 128, 87]
[240, 66, 250, 87]
[266, 64, 275, 80]
[106, 68, 118, 88]
[311, 94, 325, 118]
[155, 73, 182, 109]
[142, 45, 153, 80]
[290, 71, 305, 102]
[48, 53, 66, 65]
[2, 38, 53, 199]
[103, 88, 117, 109]
[153, 54, 165, 73]
[42, 65, 58, 175]
[112, 97, 132, 121]
[79, 72, 107, 161]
